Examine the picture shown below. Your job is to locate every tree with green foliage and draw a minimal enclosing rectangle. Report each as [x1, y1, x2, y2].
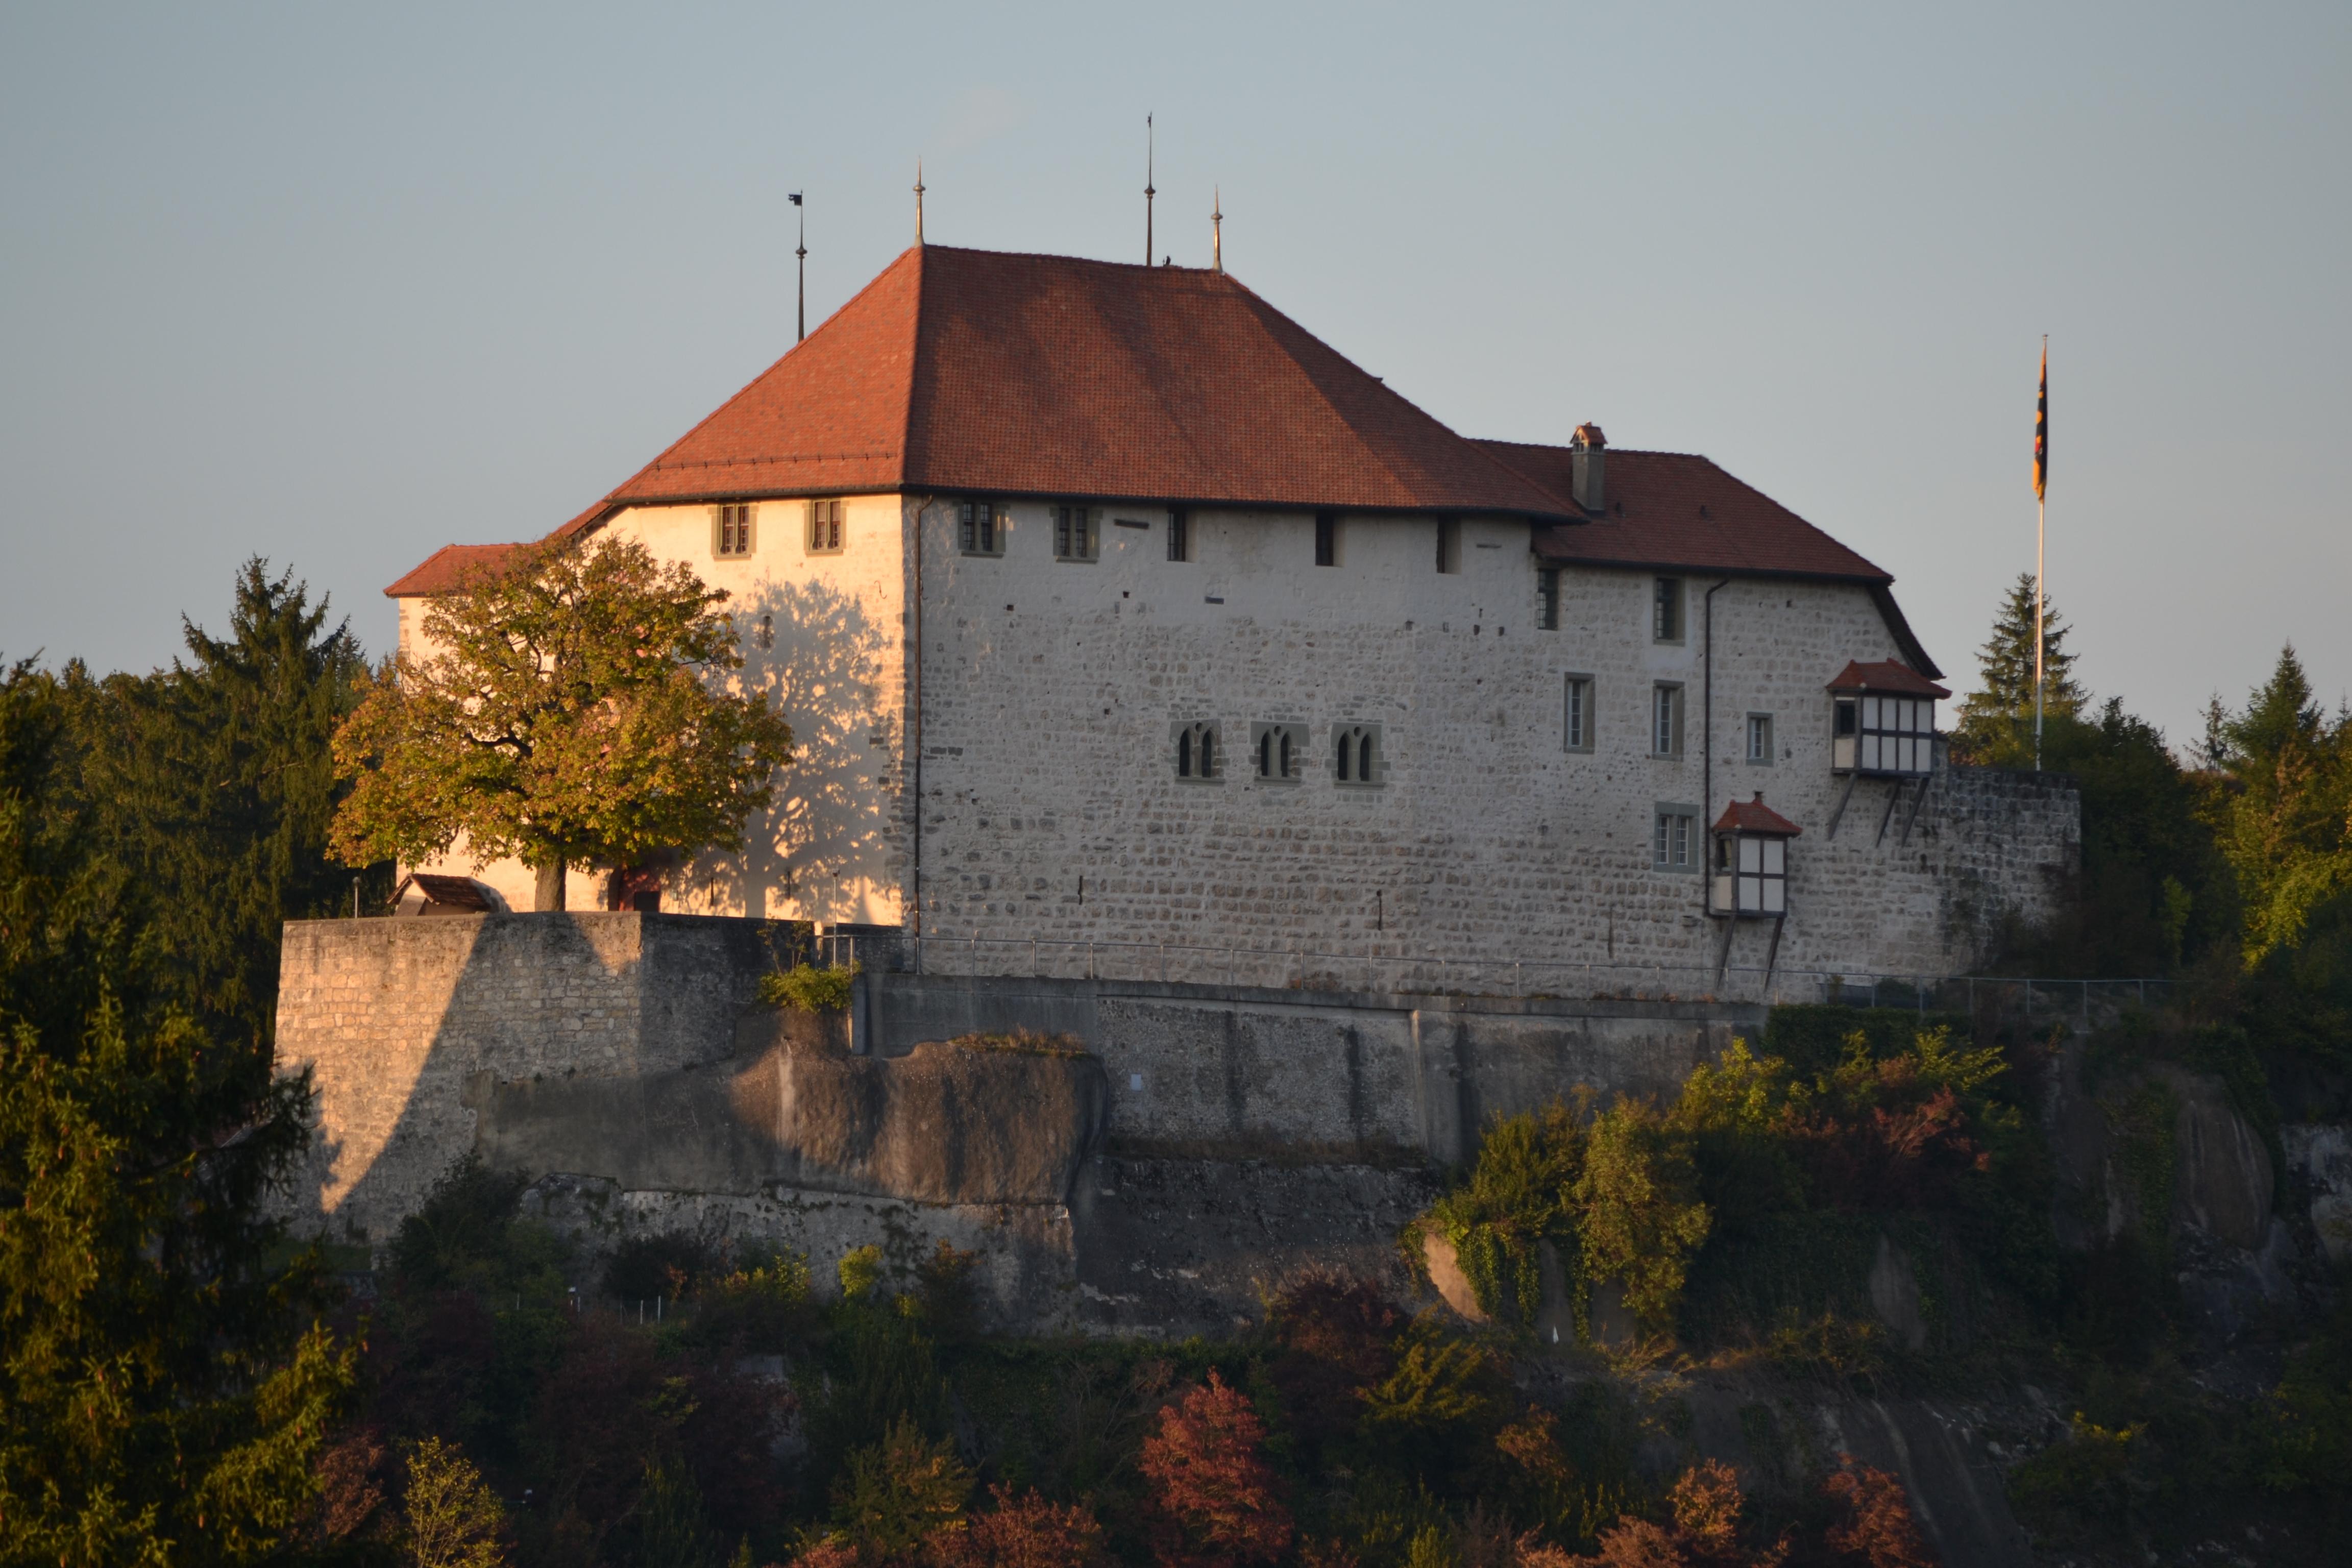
[401, 1436, 509, 1568]
[1952, 572, 2086, 767]
[2202, 645, 2352, 963]
[329, 534, 794, 910]
[71, 559, 379, 1042]
[0, 659, 356, 1565]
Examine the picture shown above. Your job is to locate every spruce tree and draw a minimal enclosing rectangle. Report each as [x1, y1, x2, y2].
[2206, 645, 2352, 961]
[1952, 573, 2085, 766]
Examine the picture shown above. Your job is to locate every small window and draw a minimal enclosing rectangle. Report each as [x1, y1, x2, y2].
[1653, 576, 1683, 642]
[1746, 713, 1774, 765]
[714, 503, 756, 559]
[959, 499, 1005, 556]
[1053, 504, 1097, 562]
[1314, 512, 1338, 568]
[1537, 568, 1561, 630]
[1653, 805, 1700, 871]
[1435, 517, 1460, 574]
[1251, 722, 1305, 782]
[1173, 720, 1220, 782]
[1333, 723, 1384, 787]
[755, 614, 774, 651]
[807, 498, 844, 554]
[1835, 699, 1858, 737]
[1651, 683, 1684, 757]
[1167, 507, 1191, 563]
[1563, 675, 1595, 753]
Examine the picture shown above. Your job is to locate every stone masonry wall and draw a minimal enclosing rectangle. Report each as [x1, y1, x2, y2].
[278, 914, 1761, 1331]
[907, 501, 2079, 989]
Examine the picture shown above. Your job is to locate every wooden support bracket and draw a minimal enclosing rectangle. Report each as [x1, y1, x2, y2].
[1826, 772, 1860, 840]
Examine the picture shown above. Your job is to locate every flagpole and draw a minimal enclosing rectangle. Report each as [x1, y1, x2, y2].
[2033, 335, 2048, 773]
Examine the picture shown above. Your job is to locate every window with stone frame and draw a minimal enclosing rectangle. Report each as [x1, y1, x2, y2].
[1653, 804, 1700, 871]
[1651, 682, 1685, 757]
[1052, 503, 1097, 561]
[1333, 722, 1384, 787]
[713, 503, 756, 558]
[807, 498, 845, 554]
[1563, 674, 1595, 752]
[959, 498, 1006, 556]
[1167, 507, 1192, 562]
[1173, 720, 1220, 782]
[1251, 722, 1306, 782]
[1746, 712, 1775, 765]
[1653, 576, 1684, 642]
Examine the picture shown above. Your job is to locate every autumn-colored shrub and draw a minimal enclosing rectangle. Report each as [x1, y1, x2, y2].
[1138, 1370, 1293, 1568]
[1566, 1459, 1783, 1568]
[402, 1435, 509, 1568]
[1820, 1456, 1933, 1568]
[933, 1484, 1105, 1568]
[1573, 1101, 1711, 1334]
[831, 1416, 973, 1557]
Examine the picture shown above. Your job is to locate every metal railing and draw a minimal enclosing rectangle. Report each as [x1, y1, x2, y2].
[812, 930, 2165, 1022]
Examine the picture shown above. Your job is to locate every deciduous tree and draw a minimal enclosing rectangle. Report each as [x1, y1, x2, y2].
[329, 535, 793, 910]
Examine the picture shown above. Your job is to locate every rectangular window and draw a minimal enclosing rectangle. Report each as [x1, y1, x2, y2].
[1537, 568, 1560, 630]
[1053, 504, 1097, 562]
[1250, 722, 1306, 782]
[1746, 713, 1774, 765]
[1653, 804, 1700, 871]
[1652, 683, 1684, 757]
[958, 499, 1004, 556]
[1653, 576, 1683, 642]
[807, 498, 844, 554]
[1167, 507, 1191, 562]
[1563, 675, 1594, 752]
[714, 503, 756, 559]
[1332, 722, 1385, 787]
[1314, 511, 1338, 567]
[1436, 517, 1460, 574]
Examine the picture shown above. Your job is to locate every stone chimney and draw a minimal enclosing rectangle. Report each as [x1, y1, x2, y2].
[1570, 423, 1606, 511]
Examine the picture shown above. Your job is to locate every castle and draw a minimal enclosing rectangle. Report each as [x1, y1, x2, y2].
[386, 242, 2074, 992]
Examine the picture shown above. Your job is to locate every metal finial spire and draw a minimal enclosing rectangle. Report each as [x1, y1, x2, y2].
[1144, 113, 1155, 265]
[790, 191, 806, 342]
[1211, 186, 1222, 274]
[914, 159, 926, 246]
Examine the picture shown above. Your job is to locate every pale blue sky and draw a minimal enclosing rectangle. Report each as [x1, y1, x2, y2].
[4, 2, 2345, 746]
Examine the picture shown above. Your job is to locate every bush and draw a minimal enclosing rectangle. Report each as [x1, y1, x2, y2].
[829, 1415, 973, 1556]
[1421, 1098, 1588, 1324]
[1573, 1100, 1710, 1334]
[762, 963, 857, 1012]
[1139, 1370, 1292, 1568]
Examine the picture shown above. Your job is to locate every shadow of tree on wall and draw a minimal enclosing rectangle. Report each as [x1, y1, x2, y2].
[674, 578, 898, 923]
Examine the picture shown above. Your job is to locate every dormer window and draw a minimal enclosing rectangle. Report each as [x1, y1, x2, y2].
[1709, 794, 1800, 918]
[1826, 661, 1949, 777]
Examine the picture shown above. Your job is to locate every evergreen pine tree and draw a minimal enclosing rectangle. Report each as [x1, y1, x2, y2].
[2205, 645, 2352, 961]
[1952, 573, 2085, 765]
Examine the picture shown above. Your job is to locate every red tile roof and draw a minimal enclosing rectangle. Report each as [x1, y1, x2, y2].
[383, 542, 527, 597]
[1713, 794, 1802, 836]
[1486, 442, 1892, 583]
[1826, 659, 1950, 699]
[582, 244, 1569, 520]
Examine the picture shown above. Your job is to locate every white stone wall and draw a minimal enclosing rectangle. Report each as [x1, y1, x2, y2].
[401, 494, 911, 923]
[907, 498, 2075, 984]
[393, 493, 2073, 974]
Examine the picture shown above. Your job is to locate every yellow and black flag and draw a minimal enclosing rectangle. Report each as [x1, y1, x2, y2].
[2033, 340, 2048, 501]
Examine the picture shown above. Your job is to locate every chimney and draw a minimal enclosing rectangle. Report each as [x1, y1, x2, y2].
[1570, 423, 1607, 511]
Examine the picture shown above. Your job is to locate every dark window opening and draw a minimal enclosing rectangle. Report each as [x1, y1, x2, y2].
[1314, 512, 1338, 567]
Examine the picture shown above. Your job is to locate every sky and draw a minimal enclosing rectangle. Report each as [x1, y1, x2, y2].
[3, 2, 2346, 749]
